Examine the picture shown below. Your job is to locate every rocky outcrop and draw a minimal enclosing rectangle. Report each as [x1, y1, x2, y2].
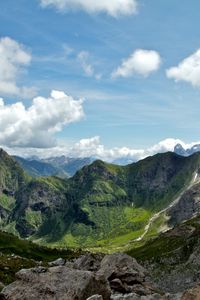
[168, 182, 200, 226]
[0, 253, 181, 300]
[181, 284, 200, 300]
[1, 265, 111, 300]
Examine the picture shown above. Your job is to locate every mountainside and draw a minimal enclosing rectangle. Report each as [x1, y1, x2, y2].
[42, 156, 93, 177]
[13, 155, 93, 178]
[13, 156, 59, 178]
[127, 214, 200, 294]
[1, 148, 200, 250]
[0, 230, 80, 287]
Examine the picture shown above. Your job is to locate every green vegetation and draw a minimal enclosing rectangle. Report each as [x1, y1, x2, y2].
[25, 208, 42, 229]
[0, 194, 15, 211]
[1, 148, 200, 250]
[47, 206, 152, 251]
[0, 230, 81, 286]
[127, 215, 200, 263]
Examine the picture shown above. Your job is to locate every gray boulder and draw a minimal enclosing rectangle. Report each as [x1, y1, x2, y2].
[87, 295, 103, 300]
[73, 252, 104, 272]
[48, 257, 66, 267]
[98, 253, 146, 280]
[1, 266, 111, 300]
[97, 253, 147, 294]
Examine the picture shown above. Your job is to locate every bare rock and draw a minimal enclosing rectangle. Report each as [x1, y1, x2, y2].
[48, 257, 66, 267]
[97, 253, 148, 295]
[87, 295, 103, 300]
[1, 266, 111, 300]
[181, 283, 200, 299]
[73, 253, 104, 272]
[98, 253, 146, 281]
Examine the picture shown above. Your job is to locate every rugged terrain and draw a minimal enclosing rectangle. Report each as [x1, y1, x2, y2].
[1, 248, 200, 299]
[1, 148, 200, 250]
[0, 252, 185, 299]
[2, 148, 200, 298]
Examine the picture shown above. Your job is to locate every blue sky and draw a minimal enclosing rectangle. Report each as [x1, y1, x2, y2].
[1, 0, 200, 160]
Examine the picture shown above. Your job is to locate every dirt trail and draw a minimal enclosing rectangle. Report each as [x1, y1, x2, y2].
[135, 172, 200, 241]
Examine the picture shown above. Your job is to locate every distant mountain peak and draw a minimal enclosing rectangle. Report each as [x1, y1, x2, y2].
[174, 143, 200, 157]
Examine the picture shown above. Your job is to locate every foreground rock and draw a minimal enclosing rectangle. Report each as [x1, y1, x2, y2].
[1, 266, 111, 300]
[181, 283, 200, 300]
[0, 253, 186, 300]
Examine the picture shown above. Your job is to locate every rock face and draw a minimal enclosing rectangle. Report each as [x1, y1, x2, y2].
[181, 284, 200, 300]
[0, 253, 180, 300]
[168, 182, 200, 227]
[97, 254, 147, 295]
[1, 265, 111, 300]
[3, 147, 200, 250]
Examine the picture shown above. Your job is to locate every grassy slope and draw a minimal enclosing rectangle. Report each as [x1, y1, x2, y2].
[44, 153, 200, 250]
[127, 216, 200, 263]
[1, 149, 200, 251]
[0, 230, 81, 286]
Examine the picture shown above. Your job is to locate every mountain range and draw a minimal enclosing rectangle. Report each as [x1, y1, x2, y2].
[11, 142, 200, 181]
[13, 155, 93, 178]
[174, 143, 200, 156]
[1, 147, 200, 251]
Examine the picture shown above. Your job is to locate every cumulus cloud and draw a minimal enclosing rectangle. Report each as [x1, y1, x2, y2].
[71, 137, 200, 163]
[4, 137, 200, 164]
[0, 37, 36, 98]
[0, 90, 84, 148]
[166, 49, 200, 87]
[112, 49, 161, 78]
[40, 0, 138, 17]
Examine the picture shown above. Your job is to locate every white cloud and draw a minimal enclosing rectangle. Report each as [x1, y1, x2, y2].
[0, 90, 84, 148]
[0, 37, 36, 98]
[4, 137, 200, 164]
[112, 49, 161, 78]
[77, 51, 94, 77]
[40, 0, 138, 17]
[71, 137, 200, 162]
[77, 51, 102, 80]
[166, 49, 200, 87]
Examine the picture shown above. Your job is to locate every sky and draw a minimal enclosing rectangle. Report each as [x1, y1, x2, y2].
[1, 0, 200, 161]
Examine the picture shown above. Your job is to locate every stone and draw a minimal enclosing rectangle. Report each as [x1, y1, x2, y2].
[87, 295, 103, 300]
[181, 283, 200, 300]
[110, 278, 130, 293]
[48, 257, 66, 267]
[73, 253, 104, 272]
[98, 253, 146, 281]
[1, 266, 111, 300]
[110, 293, 140, 300]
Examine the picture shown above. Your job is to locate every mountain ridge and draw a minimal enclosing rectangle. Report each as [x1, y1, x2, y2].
[1, 148, 200, 250]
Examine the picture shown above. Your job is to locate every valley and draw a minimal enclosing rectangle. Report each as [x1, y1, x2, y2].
[1, 148, 200, 252]
[1, 148, 200, 298]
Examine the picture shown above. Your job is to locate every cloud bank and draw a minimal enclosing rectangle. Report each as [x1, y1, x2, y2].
[40, 0, 138, 17]
[112, 49, 161, 78]
[166, 49, 200, 87]
[0, 90, 84, 148]
[3, 136, 200, 164]
[0, 37, 36, 98]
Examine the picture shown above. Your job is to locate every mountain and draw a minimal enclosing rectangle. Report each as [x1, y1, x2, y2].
[127, 214, 200, 294]
[174, 143, 200, 156]
[1, 148, 200, 250]
[13, 156, 59, 178]
[13, 155, 93, 178]
[42, 156, 93, 177]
